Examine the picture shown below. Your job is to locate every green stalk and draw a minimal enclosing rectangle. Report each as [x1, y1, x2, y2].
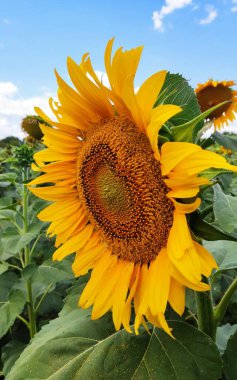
[195, 278, 216, 341]
[22, 167, 37, 339]
[214, 277, 237, 325]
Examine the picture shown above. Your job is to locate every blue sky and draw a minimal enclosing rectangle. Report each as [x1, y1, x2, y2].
[0, 0, 236, 138]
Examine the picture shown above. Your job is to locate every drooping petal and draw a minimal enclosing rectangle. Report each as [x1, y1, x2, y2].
[168, 278, 185, 316]
[146, 105, 182, 159]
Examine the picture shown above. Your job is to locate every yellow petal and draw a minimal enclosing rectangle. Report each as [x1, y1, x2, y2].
[112, 260, 134, 330]
[136, 70, 167, 124]
[38, 199, 81, 222]
[30, 186, 77, 201]
[168, 278, 185, 316]
[53, 224, 94, 261]
[193, 241, 218, 277]
[148, 248, 170, 314]
[174, 149, 237, 176]
[170, 263, 210, 292]
[72, 243, 106, 277]
[146, 105, 182, 160]
[172, 198, 201, 214]
[160, 142, 201, 176]
[167, 211, 202, 282]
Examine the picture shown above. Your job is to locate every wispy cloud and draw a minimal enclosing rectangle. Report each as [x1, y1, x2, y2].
[199, 5, 218, 25]
[152, 0, 192, 32]
[231, 0, 237, 13]
[0, 82, 54, 139]
[2, 18, 10, 24]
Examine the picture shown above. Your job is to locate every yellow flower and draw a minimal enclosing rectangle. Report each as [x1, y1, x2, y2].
[195, 79, 237, 130]
[29, 39, 237, 336]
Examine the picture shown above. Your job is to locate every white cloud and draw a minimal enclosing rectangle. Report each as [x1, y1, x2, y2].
[203, 121, 237, 138]
[199, 5, 218, 25]
[0, 81, 54, 140]
[231, 0, 237, 12]
[152, 0, 192, 32]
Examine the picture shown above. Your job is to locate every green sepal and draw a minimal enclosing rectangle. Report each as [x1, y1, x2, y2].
[171, 101, 230, 143]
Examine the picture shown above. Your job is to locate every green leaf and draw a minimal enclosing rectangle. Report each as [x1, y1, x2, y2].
[0, 197, 13, 210]
[212, 132, 237, 151]
[6, 310, 222, 380]
[15, 264, 56, 302]
[203, 240, 237, 271]
[0, 262, 9, 274]
[213, 184, 237, 235]
[155, 73, 201, 126]
[38, 259, 74, 283]
[0, 272, 18, 302]
[0, 172, 17, 183]
[223, 330, 237, 379]
[189, 212, 237, 242]
[0, 290, 26, 339]
[216, 323, 237, 355]
[0, 222, 43, 259]
[2, 340, 26, 377]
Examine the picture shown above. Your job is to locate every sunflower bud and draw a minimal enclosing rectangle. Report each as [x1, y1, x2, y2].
[12, 144, 34, 167]
[21, 115, 44, 140]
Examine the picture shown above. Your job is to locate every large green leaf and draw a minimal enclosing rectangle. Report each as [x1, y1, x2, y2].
[38, 259, 74, 283]
[154, 73, 201, 126]
[0, 197, 13, 210]
[223, 330, 237, 379]
[213, 184, 237, 235]
[0, 290, 26, 339]
[2, 340, 27, 377]
[203, 240, 237, 271]
[216, 324, 237, 355]
[0, 262, 9, 274]
[0, 222, 43, 259]
[6, 309, 222, 380]
[0, 272, 18, 302]
[189, 212, 237, 242]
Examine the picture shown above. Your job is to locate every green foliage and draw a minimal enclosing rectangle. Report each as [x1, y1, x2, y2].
[6, 284, 222, 380]
[155, 72, 201, 126]
[223, 330, 237, 379]
[216, 324, 237, 354]
[0, 290, 26, 339]
[212, 131, 237, 151]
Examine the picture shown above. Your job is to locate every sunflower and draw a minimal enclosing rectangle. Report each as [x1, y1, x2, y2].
[21, 115, 44, 140]
[195, 79, 237, 130]
[29, 39, 237, 336]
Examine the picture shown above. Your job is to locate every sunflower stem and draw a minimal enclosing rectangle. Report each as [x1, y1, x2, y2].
[22, 167, 37, 339]
[214, 277, 237, 326]
[195, 277, 216, 341]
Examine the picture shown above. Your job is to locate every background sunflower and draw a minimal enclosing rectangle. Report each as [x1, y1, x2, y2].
[196, 79, 237, 130]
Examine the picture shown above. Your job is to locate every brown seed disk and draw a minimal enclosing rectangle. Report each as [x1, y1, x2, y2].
[77, 117, 174, 264]
[197, 84, 232, 119]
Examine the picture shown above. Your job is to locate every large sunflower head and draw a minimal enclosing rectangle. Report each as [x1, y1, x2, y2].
[29, 39, 237, 336]
[195, 79, 237, 130]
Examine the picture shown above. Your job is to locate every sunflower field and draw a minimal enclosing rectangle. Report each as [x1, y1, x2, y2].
[1, 41, 237, 380]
